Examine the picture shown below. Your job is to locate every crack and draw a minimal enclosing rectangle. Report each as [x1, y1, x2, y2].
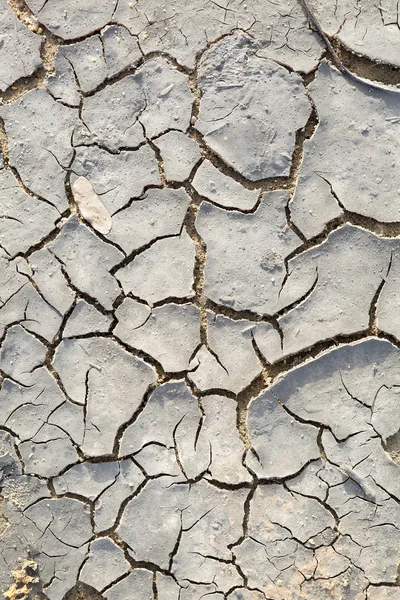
[369, 252, 393, 335]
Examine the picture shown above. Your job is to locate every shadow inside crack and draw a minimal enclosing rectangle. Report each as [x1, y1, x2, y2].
[63, 583, 104, 600]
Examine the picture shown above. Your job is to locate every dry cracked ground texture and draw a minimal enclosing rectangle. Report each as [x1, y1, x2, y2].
[3, 1, 400, 600]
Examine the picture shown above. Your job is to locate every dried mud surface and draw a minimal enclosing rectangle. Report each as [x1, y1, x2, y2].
[1, 1, 400, 600]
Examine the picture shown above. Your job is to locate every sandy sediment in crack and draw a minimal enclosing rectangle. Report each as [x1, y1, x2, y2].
[0, 119, 9, 161]
[333, 38, 400, 87]
[0, 497, 8, 536]
[300, 0, 400, 92]
[287, 101, 319, 199]
[2, 0, 59, 103]
[235, 374, 269, 450]
[385, 430, 400, 465]
[189, 224, 208, 346]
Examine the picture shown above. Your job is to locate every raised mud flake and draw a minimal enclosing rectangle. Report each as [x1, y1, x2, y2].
[196, 191, 301, 314]
[53, 458, 120, 500]
[119, 381, 210, 480]
[115, 231, 195, 305]
[153, 131, 201, 183]
[0, 277, 63, 343]
[0, 165, 60, 256]
[48, 400, 84, 446]
[241, 336, 400, 587]
[117, 475, 187, 570]
[291, 61, 400, 238]
[114, 296, 150, 331]
[113, 0, 226, 70]
[79, 538, 130, 592]
[0, 0, 42, 92]
[71, 145, 160, 215]
[324, 426, 400, 514]
[101, 25, 142, 78]
[93, 459, 145, 532]
[0, 89, 78, 213]
[370, 384, 400, 444]
[156, 573, 180, 600]
[0, 251, 28, 308]
[192, 160, 259, 210]
[133, 443, 179, 477]
[246, 390, 320, 479]
[63, 299, 112, 337]
[107, 187, 190, 255]
[118, 380, 200, 455]
[78, 57, 192, 149]
[196, 32, 311, 181]
[25, 0, 117, 40]
[52, 336, 157, 456]
[114, 300, 201, 373]
[313, 545, 352, 580]
[188, 313, 265, 394]
[286, 458, 329, 501]
[250, 0, 323, 73]
[48, 214, 123, 310]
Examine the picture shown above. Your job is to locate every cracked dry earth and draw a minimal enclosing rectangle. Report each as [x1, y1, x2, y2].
[2, 2, 400, 600]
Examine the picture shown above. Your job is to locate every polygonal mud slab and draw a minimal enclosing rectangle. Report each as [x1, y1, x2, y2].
[25, 0, 117, 40]
[0, 90, 78, 212]
[196, 190, 302, 314]
[196, 32, 311, 180]
[290, 61, 400, 238]
[0, 0, 42, 92]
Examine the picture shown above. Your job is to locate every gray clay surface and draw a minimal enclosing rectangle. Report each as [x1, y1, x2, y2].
[1, 1, 400, 600]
